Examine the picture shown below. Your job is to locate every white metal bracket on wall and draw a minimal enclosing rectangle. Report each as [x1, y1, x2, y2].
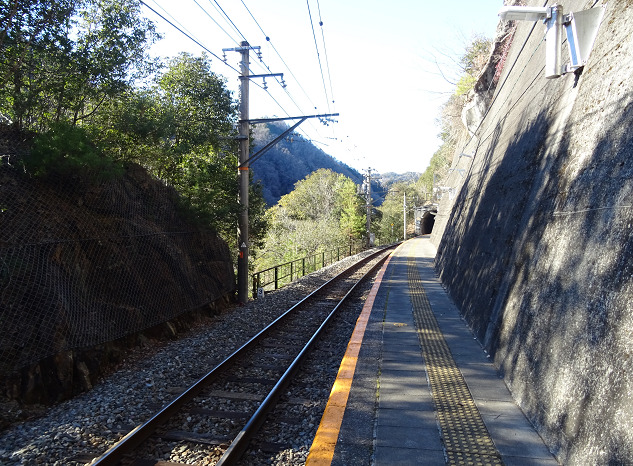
[499, 4, 605, 79]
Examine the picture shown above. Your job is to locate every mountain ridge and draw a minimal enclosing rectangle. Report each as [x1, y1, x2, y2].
[250, 122, 385, 206]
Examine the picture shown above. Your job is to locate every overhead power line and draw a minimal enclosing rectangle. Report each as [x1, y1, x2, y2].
[306, 0, 331, 113]
[316, 0, 335, 108]
[144, 0, 292, 116]
[146, 0, 197, 42]
[145, 0, 335, 147]
[237, 0, 335, 144]
[192, 0, 238, 46]
[240, 0, 319, 113]
[203, 0, 310, 122]
[211, 0, 249, 45]
[140, 0, 240, 74]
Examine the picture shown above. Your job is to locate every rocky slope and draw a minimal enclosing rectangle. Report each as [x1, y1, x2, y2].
[0, 159, 235, 406]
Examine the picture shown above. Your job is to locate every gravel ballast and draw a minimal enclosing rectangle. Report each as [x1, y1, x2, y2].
[0, 249, 382, 465]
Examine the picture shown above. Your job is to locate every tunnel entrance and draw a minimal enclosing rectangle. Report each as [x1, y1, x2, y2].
[421, 211, 436, 235]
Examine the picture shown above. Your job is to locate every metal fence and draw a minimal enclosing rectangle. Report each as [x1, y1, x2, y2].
[252, 245, 360, 298]
[0, 147, 234, 374]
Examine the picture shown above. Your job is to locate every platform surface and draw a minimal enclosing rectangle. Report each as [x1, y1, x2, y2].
[308, 236, 558, 466]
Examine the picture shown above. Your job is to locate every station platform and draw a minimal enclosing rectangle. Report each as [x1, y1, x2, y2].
[306, 236, 558, 466]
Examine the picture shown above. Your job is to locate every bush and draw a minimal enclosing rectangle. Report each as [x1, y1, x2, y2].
[24, 122, 122, 181]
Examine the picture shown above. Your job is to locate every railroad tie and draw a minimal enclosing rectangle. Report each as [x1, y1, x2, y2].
[408, 257, 503, 466]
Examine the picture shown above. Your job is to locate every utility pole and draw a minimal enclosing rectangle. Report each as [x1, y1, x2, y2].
[403, 191, 407, 241]
[231, 41, 252, 304]
[366, 168, 371, 248]
[224, 41, 339, 302]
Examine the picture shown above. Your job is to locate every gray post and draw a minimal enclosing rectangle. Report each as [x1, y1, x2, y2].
[366, 168, 372, 248]
[403, 192, 407, 241]
[545, 5, 563, 78]
[237, 41, 250, 303]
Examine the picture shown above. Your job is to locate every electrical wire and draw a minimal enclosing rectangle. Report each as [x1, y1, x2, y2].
[146, 0, 293, 121]
[140, 0, 240, 74]
[197, 0, 273, 86]
[211, 0, 248, 44]
[236, 0, 337, 144]
[203, 0, 307, 122]
[316, 0, 335, 108]
[192, 0, 239, 46]
[314, 0, 340, 154]
[306, 0, 331, 113]
[240, 0, 320, 112]
[146, 0, 334, 148]
[146, 0, 203, 49]
[144, 0, 290, 124]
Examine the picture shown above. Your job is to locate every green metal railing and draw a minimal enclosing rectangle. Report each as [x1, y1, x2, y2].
[252, 245, 361, 298]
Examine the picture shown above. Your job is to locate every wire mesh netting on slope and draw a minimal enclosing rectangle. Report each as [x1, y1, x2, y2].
[0, 155, 235, 375]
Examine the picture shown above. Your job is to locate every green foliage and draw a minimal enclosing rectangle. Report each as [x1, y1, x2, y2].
[24, 121, 122, 180]
[1, 1, 264, 251]
[171, 148, 238, 229]
[88, 88, 172, 173]
[460, 35, 493, 77]
[250, 122, 364, 206]
[374, 183, 416, 243]
[338, 180, 366, 241]
[453, 35, 493, 98]
[255, 169, 365, 271]
[157, 53, 237, 155]
[85, 53, 251, 243]
[248, 180, 269, 253]
[279, 169, 349, 220]
[455, 74, 477, 97]
[416, 141, 453, 198]
[0, 0, 158, 131]
[92, 53, 237, 168]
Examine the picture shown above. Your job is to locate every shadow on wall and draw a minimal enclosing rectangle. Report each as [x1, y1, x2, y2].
[435, 107, 552, 344]
[493, 91, 633, 464]
[436, 90, 633, 463]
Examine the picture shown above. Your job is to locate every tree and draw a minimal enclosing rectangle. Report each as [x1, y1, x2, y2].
[99, 53, 238, 180]
[89, 87, 171, 171]
[88, 53, 259, 245]
[460, 35, 493, 78]
[338, 180, 366, 243]
[0, 0, 158, 131]
[2, 2, 267, 256]
[63, 0, 159, 124]
[157, 53, 236, 157]
[255, 169, 365, 270]
[0, 0, 74, 129]
[375, 183, 417, 243]
[414, 35, 492, 199]
[250, 121, 364, 206]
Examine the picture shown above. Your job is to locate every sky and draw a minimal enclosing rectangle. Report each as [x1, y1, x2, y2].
[140, 0, 504, 175]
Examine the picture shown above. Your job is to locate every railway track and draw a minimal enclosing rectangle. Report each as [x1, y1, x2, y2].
[90, 246, 394, 465]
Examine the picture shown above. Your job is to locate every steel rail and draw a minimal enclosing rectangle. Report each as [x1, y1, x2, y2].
[91, 246, 394, 465]
[216, 250, 391, 465]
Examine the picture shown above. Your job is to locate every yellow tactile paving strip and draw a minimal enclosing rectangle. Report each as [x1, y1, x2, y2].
[305, 253, 394, 465]
[408, 257, 503, 466]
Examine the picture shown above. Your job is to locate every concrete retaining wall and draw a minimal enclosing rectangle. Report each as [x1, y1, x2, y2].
[431, 0, 633, 463]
